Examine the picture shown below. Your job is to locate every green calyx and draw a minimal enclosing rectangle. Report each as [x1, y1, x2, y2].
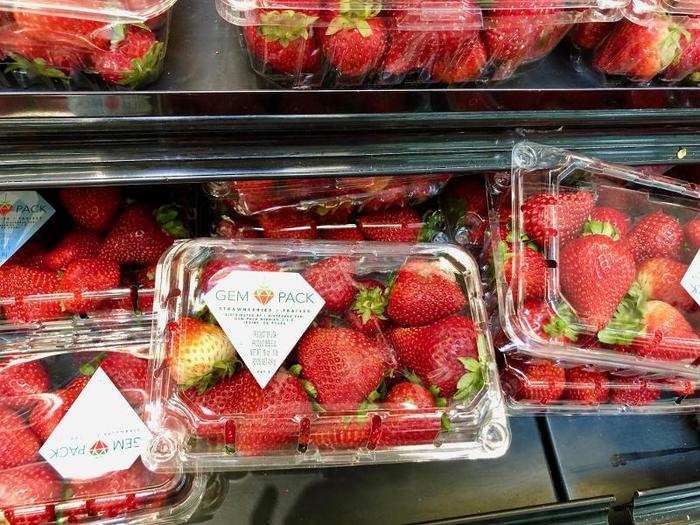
[117, 40, 166, 89]
[418, 210, 446, 243]
[301, 379, 318, 399]
[659, 24, 690, 71]
[352, 286, 387, 325]
[582, 218, 619, 241]
[453, 357, 486, 402]
[597, 281, 647, 346]
[404, 370, 423, 385]
[326, 0, 382, 37]
[156, 204, 190, 239]
[543, 304, 579, 343]
[181, 359, 238, 394]
[6, 54, 70, 87]
[79, 352, 107, 377]
[441, 413, 451, 431]
[289, 364, 302, 376]
[259, 10, 318, 47]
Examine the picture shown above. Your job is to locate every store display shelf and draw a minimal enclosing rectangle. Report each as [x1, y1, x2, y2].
[632, 482, 700, 524]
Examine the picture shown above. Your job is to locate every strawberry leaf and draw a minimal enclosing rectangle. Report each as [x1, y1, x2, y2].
[302, 380, 318, 399]
[403, 370, 423, 385]
[543, 303, 579, 342]
[79, 352, 107, 377]
[441, 413, 451, 431]
[582, 218, 619, 241]
[289, 364, 302, 376]
[597, 281, 646, 346]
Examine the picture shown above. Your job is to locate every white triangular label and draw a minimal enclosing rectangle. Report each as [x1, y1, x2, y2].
[204, 271, 325, 388]
[682, 249, 700, 306]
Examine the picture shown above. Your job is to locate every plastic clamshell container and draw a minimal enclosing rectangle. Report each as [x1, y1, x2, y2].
[0, 340, 206, 524]
[490, 141, 700, 379]
[217, 0, 626, 88]
[144, 238, 509, 472]
[0, 0, 175, 89]
[499, 344, 700, 415]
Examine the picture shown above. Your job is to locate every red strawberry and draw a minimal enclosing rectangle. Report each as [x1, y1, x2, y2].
[322, 16, 387, 77]
[183, 370, 311, 455]
[357, 207, 423, 242]
[430, 31, 487, 83]
[7, 241, 47, 269]
[386, 260, 466, 326]
[378, 381, 440, 447]
[13, 12, 111, 47]
[0, 405, 41, 469]
[521, 191, 595, 248]
[625, 210, 684, 263]
[58, 187, 122, 232]
[30, 376, 89, 442]
[60, 258, 121, 313]
[500, 243, 546, 301]
[297, 327, 386, 407]
[243, 9, 321, 75]
[303, 256, 356, 312]
[99, 204, 175, 265]
[319, 224, 365, 241]
[0, 464, 61, 525]
[93, 27, 166, 88]
[632, 301, 700, 362]
[662, 26, 700, 81]
[521, 300, 579, 344]
[592, 17, 686, 82]
[216, 215, 262, 239]
[3, 30, 88, 76]
[570, 22, 615, 50]
[609, 375, 661, 405]
[560, 234, 636, 330]
[389, 314, 479, 398]
[259, 209, 317, 239]
[135, 263, 157, 312]
[586, 206, 631, 240]
[0, 265, 62, 323]
[637, 257, 695, 312]
[564, 367, 609, 404]
[665, 377, 696, 397]
[44, 230, 102, 271]
[80, 352, 148, 405]
[311, 415, 374, 450]
[200, 259, 280, 293]
[443, 175, 488, 246]
[504, 358, 565, 404]
[0, 360, 50, 408]
[380, 17, 433, 76]
[685, 217, 700, 250]
[345, 279, 387, 336]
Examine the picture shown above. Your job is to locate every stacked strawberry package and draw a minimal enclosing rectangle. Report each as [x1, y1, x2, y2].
[0, 0, 175, 89]
[218, 0, 625, 88]
[142, 239, 508, 472]
[0, 341, 206, 524]
[488, 142, 700, 388]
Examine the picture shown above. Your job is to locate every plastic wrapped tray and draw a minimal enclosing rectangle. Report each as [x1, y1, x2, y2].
[489, 141, 700, 379]
[0, 0, 175, 89]
[0, 339, 206, 524]
[217, 0, 626, 88]
[144, 238, 509, 472]
[499, 344, 699, 414]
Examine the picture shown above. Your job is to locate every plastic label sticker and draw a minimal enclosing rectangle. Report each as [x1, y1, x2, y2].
[204, 271, 325, 388]
[0, 191, 54, 268]
[39, 368, 152, 481]
[682, 249, 700, 306]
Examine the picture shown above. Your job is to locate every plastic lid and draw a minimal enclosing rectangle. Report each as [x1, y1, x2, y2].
[491, 142, 700, 379]
[0, 0, 176, 23]
[144, 239, 509, 471]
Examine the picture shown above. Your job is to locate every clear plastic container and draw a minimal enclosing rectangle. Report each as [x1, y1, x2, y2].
[441, 174, 490, 251]
[143, 238, 509, 472]
[216, 0, 626, 88]
[0, 0, 175, 89]
[489, 141, 700, 379]
[499, 344, 699, 414]
[0, 340, 206, 524]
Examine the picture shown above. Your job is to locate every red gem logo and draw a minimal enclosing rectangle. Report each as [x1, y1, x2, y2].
[89, 440, 109, 457]
[254, 285, 274, 305]
[0, 201, 12, 216]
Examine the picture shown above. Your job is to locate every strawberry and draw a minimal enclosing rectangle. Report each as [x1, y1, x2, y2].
[243, 9, 321, 75]
[2, 29, 88, 81]
[200, 259, 280, 293]
[0, 360, 50, 409]
[168, 317, 236, 391]
[662, 27, 700, 81]
[92, 26, 166, 88]
[303, 256, 356, 313]
[504, 358, 565, 404]
[389, 315, 480, 398]
[30, 376, 89, 442]
[592, 17, 686, 82]
[571, 22, 615, 51]
[500, 243, 546, 301]
[685, 217, 700, 250]
[183, 370, 311, 455]
[665, 377, 696, 397]
[378, 381, 441, 447]
[609, 375, 661, 405]
[637, 257, 695, 312]
[297, 327, 386, 407]
[386, 260, 466, 326]
[356, 207, 423, 242]
[585, 206, 631, 240]
[259, 209, 317, 239]
[430, 31, 487, 84]
[0, 405, 41, 469]
[345, 279, 387, 335]
[44, 230, 102, 271]
[625, 210, 684, 263]
[0, 265, 62, 323]
[319, 224, 365, 241]
[311, 415, 374, 450]
[80, 352, 148, 405]
[442, 175, 488, 247]
[7, 241, 47, 269]
[521, 191, 595, 248]
[564, 367, 609, 404]
[560, 234, 636, 330]
[521, 300, 579, 344]
[322, 16, 387, 77]
[135, 263, 157, 312]
[0, 464, 61, 525]
[13, 12, 111, 47]
[632, 301, 700, 361]
[60, 258, 121, 313]
[99, 204, 177, 265]
[58, 187, 122, 232]
[380, 16, 433, 77]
